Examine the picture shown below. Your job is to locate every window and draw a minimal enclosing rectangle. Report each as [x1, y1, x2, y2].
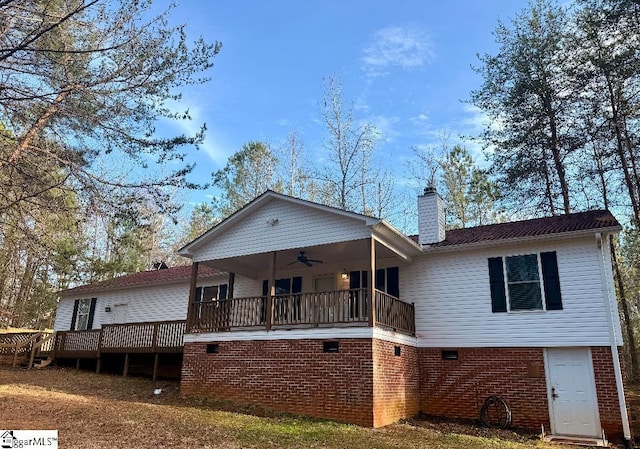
[195, 284, 228, 302]
[506, 254, 542, 310]
[70, 298, 97, 330]
[261, 277, 303, 323]
[488, 251, 562, 313]
[375, 266, 400, 298]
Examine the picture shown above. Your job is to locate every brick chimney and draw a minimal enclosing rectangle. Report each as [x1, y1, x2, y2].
[418, 187, 445, 245]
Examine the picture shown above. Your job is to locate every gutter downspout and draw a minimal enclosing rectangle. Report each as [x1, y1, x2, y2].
[596, 232, 632, 447]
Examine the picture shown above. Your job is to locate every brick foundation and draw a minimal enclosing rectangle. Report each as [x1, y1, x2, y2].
[418, 347, 549, 430]
[372, 339, 419, 427]
[418, 346, 626, 440]
[181, 340, 626, 439]
[181, 338, 375, 426]
[591, 347, 625, 440]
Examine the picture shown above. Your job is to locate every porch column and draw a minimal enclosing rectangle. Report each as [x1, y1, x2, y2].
[186, 261, 199, 331]
[369, 237, 376, 327]
[227, 272, 235, 298]
[266, 252, 276, 331]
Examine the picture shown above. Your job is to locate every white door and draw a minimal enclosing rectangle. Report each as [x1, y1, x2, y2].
[546, 348, 600, 437]
[113, 304, 128, 324]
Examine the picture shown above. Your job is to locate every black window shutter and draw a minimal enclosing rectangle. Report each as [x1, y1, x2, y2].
[262, 280, 268, 296]
[70, 299, 79, 330]
[194, 287, 203, 302]
[292, 276, 302, 294]
[387, 267, 399, 297]
[488, 257, 507, 313]
[541, 251, 563, 310]
[87, 298, 97, 329]
[219, 284, 228, 300]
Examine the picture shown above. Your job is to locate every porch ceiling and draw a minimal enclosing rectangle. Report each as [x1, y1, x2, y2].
[200, 239, 403, 279]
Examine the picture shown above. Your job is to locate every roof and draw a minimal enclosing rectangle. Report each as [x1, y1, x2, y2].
[409, 209, 621, 248]
[60, 265, 225, 297]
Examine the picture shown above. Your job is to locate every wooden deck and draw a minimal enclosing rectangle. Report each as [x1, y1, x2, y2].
[188, 288, 416, 336]
[54, 320, 185, 359]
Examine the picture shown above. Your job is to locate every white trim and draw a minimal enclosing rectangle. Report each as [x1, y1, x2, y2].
[597, 233, 632, 441]
[184, 326, 418, 347]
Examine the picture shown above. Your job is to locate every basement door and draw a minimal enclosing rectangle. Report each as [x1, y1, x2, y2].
[545, 348, 601, 437]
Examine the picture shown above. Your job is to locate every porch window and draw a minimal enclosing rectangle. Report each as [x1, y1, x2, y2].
[375, 267, 399, 297]
[262, 277, 303, 323]
[195, 284, 228, 302]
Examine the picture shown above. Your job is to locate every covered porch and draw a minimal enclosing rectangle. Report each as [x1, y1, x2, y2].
[185, 235, 420, 337]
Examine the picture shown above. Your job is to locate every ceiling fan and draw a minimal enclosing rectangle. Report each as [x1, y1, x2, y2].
[288, 251, 323, 267]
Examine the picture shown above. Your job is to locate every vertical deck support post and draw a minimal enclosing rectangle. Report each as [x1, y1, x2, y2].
[369, 237, 376, 328]
[266, 252, 276, 331]
[123, 353, 129, 377]
[228, 272, 235, 299]
[152, 353, 160, 382]
[186, 262, 199, 332]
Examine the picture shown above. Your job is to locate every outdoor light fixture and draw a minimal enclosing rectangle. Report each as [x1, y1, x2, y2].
[341, 269, 349, 280]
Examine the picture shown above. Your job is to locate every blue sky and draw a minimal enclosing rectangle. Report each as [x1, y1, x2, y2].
[158, 0, 530, 216]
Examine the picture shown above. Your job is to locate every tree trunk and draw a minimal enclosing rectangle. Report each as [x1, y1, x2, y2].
[610, 239, 639, 382]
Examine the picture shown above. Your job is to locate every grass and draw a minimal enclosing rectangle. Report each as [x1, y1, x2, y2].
[0, 366, 573, 449]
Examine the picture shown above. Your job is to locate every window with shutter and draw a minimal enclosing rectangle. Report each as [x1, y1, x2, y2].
[488, 252, 562, 312]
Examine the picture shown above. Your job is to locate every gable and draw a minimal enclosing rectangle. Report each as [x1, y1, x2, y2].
[189, 197, 374, 262]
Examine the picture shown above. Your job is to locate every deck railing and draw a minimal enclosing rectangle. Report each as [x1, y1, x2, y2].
[189, 288, 415, 336]
[54, 320, 186, 358]
[375, 290, 416, 335]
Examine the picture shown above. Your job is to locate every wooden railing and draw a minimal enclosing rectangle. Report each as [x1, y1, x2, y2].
[273, 288, 369, 326]
[188, 288, 415, 336]
[375, 290, 416, 335]
[54, 320, 186, 358]
[190, 296, 265, 332]
[0, 332, 52, 367]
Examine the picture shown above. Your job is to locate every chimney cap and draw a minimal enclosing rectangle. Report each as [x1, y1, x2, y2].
[423, 185, 437, 195]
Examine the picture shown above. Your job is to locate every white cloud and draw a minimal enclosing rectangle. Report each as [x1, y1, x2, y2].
[361, 25, 434, 77]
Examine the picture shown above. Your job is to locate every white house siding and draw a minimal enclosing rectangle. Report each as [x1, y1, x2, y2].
[192, 199, 371, 262]
[404, 235, 623, 348]
[54, 276, 228, 331]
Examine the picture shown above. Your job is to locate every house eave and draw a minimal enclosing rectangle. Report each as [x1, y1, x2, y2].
[58, 273, 227, 298]
[420, 226, 622, 254]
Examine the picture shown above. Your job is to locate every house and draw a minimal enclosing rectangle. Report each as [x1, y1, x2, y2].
[53, 264, 228, 378]
[53, 189, 631, 445]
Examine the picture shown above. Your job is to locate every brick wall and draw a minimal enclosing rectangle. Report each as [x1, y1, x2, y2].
[591, 346, 625, 440]
[181, 338, 375, 426]
[372, 339, 419, 427]
[419, 347, 550, 430]
[418, 346, 626, 440]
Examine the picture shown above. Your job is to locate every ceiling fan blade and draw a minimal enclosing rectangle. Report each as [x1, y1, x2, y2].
[308, 259, 323, 264]
[303, 260, 313, 267]
[287, 260, 300, 265]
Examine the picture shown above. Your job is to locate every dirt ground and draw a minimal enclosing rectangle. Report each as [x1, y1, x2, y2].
[0, 365, 583, 448]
